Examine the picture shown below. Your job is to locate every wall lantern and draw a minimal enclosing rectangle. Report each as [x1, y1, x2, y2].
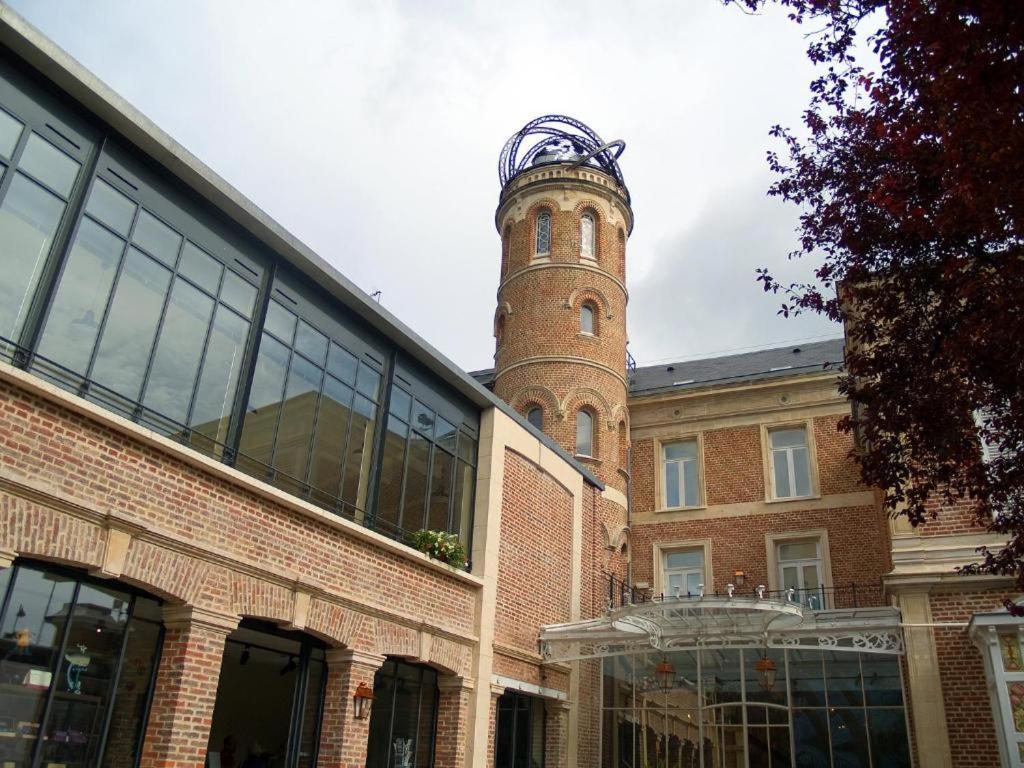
[754, 654, 777, 691]
[655, 658, 675, 692]
[353, 682, 374, 719]
[733, 570, 746, 586]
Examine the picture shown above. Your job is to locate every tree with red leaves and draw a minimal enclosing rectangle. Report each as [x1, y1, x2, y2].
[727, 1, 1024, 601]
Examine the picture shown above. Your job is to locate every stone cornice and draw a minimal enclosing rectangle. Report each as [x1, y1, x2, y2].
[496, 356, 628, 389]
[498, 259, 628, 299]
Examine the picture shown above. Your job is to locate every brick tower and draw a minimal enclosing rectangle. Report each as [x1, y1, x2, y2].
[493, 116, 633, 492]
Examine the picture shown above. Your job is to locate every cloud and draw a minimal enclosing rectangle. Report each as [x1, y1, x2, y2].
[9, 0, 832, 370]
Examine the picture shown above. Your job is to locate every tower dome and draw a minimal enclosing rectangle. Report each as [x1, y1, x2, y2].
[492, 115, 633, 491]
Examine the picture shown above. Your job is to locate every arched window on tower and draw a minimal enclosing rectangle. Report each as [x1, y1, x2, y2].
[580, 303, 596, 335]
[527, 406, 543, 430]
[580, 213, 595, 260]
[617, 228, 626, 278]
[576, 408, 595, 458]
[535, 210, 551, 256]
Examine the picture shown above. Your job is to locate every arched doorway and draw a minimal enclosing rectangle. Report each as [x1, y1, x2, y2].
[365, 659, 438, 768]
[206, 621, 326, 768]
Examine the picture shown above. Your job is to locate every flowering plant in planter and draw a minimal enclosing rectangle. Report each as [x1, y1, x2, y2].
[410, 529, 467, 568]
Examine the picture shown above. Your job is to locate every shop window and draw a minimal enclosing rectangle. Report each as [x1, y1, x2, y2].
[366, 660, 438, 768]
[662, 439, 700, 509]
[580, 213, 595, 260]
[576, 409, 595, 458]
[207, 621, 326, 768]
[495, 692, 545, 768]
[535, 210, 551, 256]
[768, 426, 812, 499]
[662, 547, 704, 597]
[0, 560, 162, 768]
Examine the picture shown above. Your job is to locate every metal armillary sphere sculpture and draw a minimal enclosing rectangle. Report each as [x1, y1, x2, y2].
[498, 115, 629, 204]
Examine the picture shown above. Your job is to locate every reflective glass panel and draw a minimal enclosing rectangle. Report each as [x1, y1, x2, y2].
[274, 355, 322, 480]
[91, 248, 172, 402]
[403, 430, 430, 530]
[36, 217, 123, 375]
[237, 333, 291, 467]
[829, 708, 868, 767]
[19, 133, 79, 196]
[308, 375, 353, 496]
[778, 541, 818, 561]
[867, 709, 912, 767]
[131, 209, 181, 266]
[0, 108, 22, 158]
[375, 417, 407, 530]
[85, 178, 135, 237]
[340, 395, 376, 511]
[264, 300, 296, 342]
[220, 270, 256, 318]
[326, 342, 357, 385]
[427, 448, 453, 532]
[577, 410, 594, 456]
[189, 306, 249, 449]
[101, 612, 162, 768]
[177, 242, 222, 292]
[356, 365, 381, 400]
[144, 277, 215, 424]
[665, 550, 703, 570]
[770, 428, 806, 449]
[0, 173, 66, 342]
[295, 320, 328, 364]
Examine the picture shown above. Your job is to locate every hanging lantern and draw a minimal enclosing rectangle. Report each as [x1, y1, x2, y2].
[754, 654, 777, 691]
[655, 658, 675, 691]
[353, 681, 374, 719]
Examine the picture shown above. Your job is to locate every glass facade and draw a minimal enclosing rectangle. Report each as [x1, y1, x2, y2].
[602, 648, 911, 768]
[0, 561, 163, 768]
[366, 659, 438, 768]
[0, 51, 479, 557]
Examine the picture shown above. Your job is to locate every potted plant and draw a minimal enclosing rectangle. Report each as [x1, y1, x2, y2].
[410, 530, 467, 569]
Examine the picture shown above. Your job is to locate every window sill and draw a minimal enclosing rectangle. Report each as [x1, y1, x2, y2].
[577, 332, 598, 341]
[574, 454, 601, 465]
[580, 255, 598, 264]
[531, 254, 551, 264]
[765, 493, 820, 504]
[656, 505, 706, 514]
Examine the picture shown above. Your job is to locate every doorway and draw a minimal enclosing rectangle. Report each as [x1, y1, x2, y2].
[206, 622, 326, 768]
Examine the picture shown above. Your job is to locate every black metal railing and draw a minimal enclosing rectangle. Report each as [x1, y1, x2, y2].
[626, 349, 637, 384]
[0, 337, 441, 558]
[606, 572, 886, 612]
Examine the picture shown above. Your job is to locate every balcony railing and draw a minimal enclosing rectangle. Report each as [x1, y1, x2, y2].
[0, 336, 432, 555]
[606, 572, 887, 612]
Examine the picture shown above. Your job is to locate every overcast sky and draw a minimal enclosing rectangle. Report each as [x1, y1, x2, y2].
[12, 0, 840, 371]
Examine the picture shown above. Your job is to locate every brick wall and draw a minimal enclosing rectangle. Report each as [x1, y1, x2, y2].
[631, 504, 890, 597]
[930, 588, 1015, 768]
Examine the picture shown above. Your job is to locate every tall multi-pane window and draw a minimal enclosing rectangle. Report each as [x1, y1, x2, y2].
[576, 409, 595, 457]
[0, 113, 85, 349]
[663, 439, 700, 508]
[495, 692, 545, 768]
[580, 212, 595, 259]
[236, 298, 382, 514]
[34, 177, 258, 455]
[376, 380, 477, 545]
[663, 548, 705, 597]
[769, 426, 812, 498]
[777, 539, 824, 608]
[535, 210, 551, 255]
[580, 303, 595, 334]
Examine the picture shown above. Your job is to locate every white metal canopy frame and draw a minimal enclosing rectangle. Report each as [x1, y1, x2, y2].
[538, 595, 904, 663]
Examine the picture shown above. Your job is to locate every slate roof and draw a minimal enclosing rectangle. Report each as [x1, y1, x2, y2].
[630, 338, 844, 395]
[467, 338, 845, 395]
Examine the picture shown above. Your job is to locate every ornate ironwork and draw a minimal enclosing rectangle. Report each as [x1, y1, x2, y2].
[498, 115, 629, 202]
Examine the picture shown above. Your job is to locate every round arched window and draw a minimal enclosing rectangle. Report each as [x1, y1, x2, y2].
[580, 304, 596, 335]
[527, 406, 543, 429]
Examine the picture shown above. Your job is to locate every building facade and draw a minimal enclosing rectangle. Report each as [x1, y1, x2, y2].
[0, 5, 1018, 768]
